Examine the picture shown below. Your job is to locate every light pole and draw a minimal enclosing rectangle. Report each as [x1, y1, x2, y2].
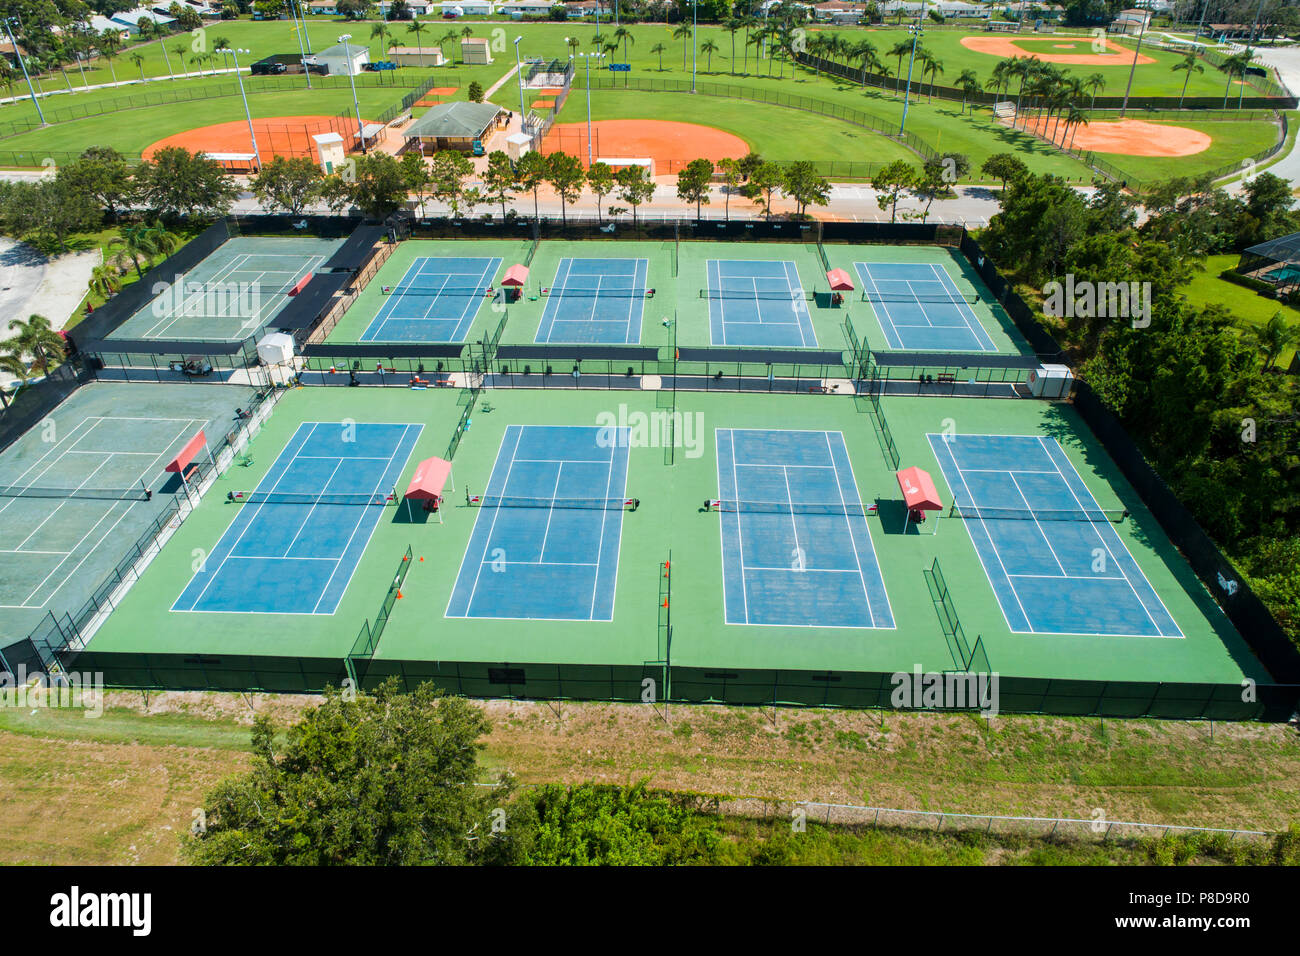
[3, 17, 44, 125]
[571, 51, 603, 165]
[218, 48, 261, 171]
[338, 34, 367, 154]
[900, 14, 923, 136]
[513, 36, 526, 121]
[1118, 10, 1150, 117]
[691, 0, 697, 94]
[287, 0, 311, 88]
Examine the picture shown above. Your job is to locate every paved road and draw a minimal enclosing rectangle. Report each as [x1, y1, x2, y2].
[1245, 46, 1300, 190]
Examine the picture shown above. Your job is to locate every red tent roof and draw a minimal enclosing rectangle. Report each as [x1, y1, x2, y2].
[165, 430, 206, 473]
[827, 268, 854, 291]
[501, 264, 529, 287]
[404, 456, 452, 501]
[896, 466, 941, 511]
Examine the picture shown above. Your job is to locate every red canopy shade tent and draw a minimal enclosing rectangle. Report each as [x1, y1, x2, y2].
[897, 465, 941, 533]
[501, 264, 529, 287]
[166, 430, 207, 478]
[404, 456, 454, 522]
[826, 268, 854, 291]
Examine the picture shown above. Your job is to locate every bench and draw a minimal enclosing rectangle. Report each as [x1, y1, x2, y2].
[936, 372, 957, 385]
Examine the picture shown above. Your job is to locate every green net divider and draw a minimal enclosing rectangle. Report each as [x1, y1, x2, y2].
[525, 218, 540, 266]
[653, 551, 672, 702]
[817, 240, 830, 272]
[923, 558, 992, 673]
[866, 362, 900, 470]
[346, 544, 414, 684]
[447, 385, 479, 460]
[673, 222, 680, 277]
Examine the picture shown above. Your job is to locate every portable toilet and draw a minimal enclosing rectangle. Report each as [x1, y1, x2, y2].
[1027, 364, 1074, 399]
[313, 132, 346, 174]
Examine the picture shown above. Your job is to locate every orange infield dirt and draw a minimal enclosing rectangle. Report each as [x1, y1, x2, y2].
[960, 34, 1156, 65]
[531, 98, 556, 110]
[1021, 116, 1211, 156]
[428, 87, 459, 95]
[541, 119, 749, 171]
[144, 115, 380, 163]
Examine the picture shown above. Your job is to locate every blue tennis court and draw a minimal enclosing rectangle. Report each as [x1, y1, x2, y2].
[173, 421, 421, 615]
[715, 428, 893, 628]
[855, 262, 996, 352]
[446, 425, 632, 621]
[361, 256, 502, 342]
[534, 258, 649, 344]
[706, 259, 818, 347]
[927, 433, 1182, 638]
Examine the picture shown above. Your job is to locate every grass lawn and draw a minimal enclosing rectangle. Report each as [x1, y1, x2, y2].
[0, 691, 1296, 864]
[1182, 253, 1300, 366]
[0, 86, 408, 157]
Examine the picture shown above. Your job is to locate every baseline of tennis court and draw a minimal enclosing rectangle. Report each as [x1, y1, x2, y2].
[109, 236, 341, 342]
[534, 258, 650, 344]
[0, 414, 206, 612]
[172, 421, 422, 615]
[706, 259, 818, 348]
[446, 424, 631, 621]
[715, 428, 893, 628]
[361, 256, 503, 342]
[927, 433, 1182, 638]
[855, 262, 997, 353]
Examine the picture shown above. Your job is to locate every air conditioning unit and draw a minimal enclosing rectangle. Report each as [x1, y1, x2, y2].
[1027, 363, 1073, 399]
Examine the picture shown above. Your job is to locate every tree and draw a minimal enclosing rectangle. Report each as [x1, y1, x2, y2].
[182, 681, 523, 865]
[676, 158, 713, 220]
[781, 161, 829, 218]
[851, 38, 880, 88]
[60, 146, 134, 222]
[699, 38, 718, 73]
[1220, 48, 1254, 109]
[138, 148, 238, 221]
[89, 262, 122, 299]
[887, 39, 912, 94]
[1083, 71, 1105, 109]
[108, 221, 176, 280]
[515, 150, 550, 223]
[251, 156, 326, 216]
[428, 150, 473, 216]
[871, 160, 916, 224]
[956, 68, 980, 113]
[2, 315, 66, 377]
[981, 153, 1027, 193]
[650, 42, 666, 71]
[129, 50, 145, 80]
[98, 29, 122, 84]
[919, 50, 943, 103]
[724, 17, 741, 75]
[467, 80, 483, 102]
[545, 152, 585, 224]
[407, 19, 429, 66]
[1172, 50, 1203, 110]
[717, 156, 742, 221]
[369, 21, 391, 60]
[1248, 311, 1300, 371]
[482, 150, 516, 220]
[1, 177, 103, 253]
[394, 152, 429, 217]
[673, 22, 692, 71]
[586, 161, 615, 222]
[615, 164, 655, 227]
[743, 162, 784, 219]
[349, 152, 409, 219]
[337, 0, 373, 20]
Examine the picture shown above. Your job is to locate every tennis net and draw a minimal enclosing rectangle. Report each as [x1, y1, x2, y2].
[0, 484, 152, 501]
[468, 494, 639, 510]
[382, 283, 492, 296]
[700, 289, 816, 301]
[706, 498, 873, 516]
[862, 291, 979, 305]
[541, 287, 649, 298]
[948, 504, 1128, 523]
[227, 490, 395, 506]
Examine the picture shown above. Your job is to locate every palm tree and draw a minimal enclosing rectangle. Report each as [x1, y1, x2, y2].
[370, 22, 391, 61]
[3, 315, 66, 378]
[1065, 104, 1088, 151]
[673, 22, 692, 72]
[1220, 48, 1255, 109]
[172, 42, 187, 76]
[89, 262, 122, 299]
[985, 60, 1009, 103]
[213, 36, 231, 70]
[887, 39, 912, 95]
[159, 35, 176, 80]
[407, 18, 428, 67]
[851, 38, 880, 88]
[724, 17, 741, 75]
[956, 68, 979, 113]
[99, 30, 122, 84]
[700, 38, 719, 73]
[745, 29, 764, 77]
[807, 33, 829, 75]
[1249, 311, 1300, 370]
[109, 222, 175, 280]
[650, 42, 666, 71]
[1172, 51, 1203, 109]
[438, 30, 458, 63]
[459, 25, 473, 64]
[0, 351, 29, 385]
[920, 51, 943, 103]
[741, 14, 759, 75]
[129, 51, 145, 81]
[613, 25, 633, 63]
[566, 35, 580, 57]
[1084, 72, 1105, 109]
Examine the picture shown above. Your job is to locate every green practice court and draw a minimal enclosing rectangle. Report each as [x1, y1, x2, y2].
[324, 239, 1032, 356]
[0, 381, 260, 645]
[79, 386, 1263, 694]
[109, 236, 344, 342]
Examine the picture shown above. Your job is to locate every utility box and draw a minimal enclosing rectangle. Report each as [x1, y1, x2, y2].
[1027, 364, 1074, 399]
